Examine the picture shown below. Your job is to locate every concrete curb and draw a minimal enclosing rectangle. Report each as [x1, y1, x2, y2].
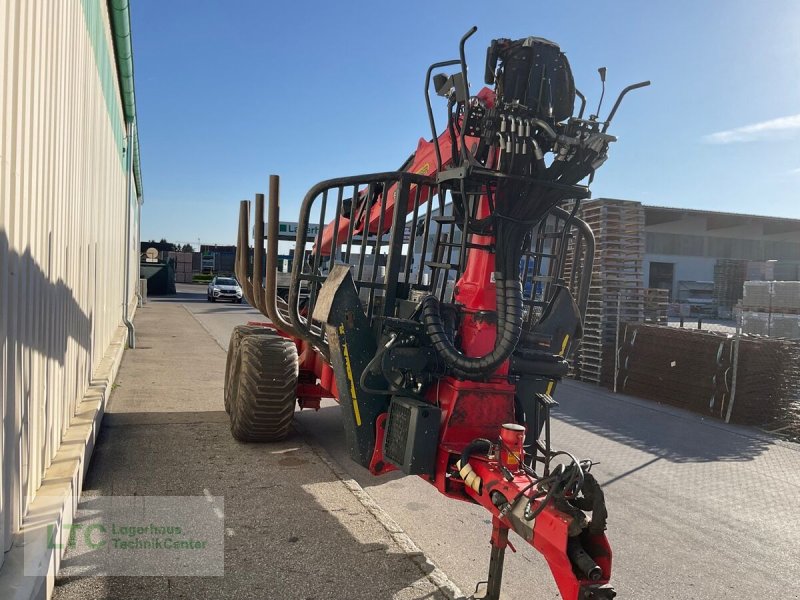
[0, 324, 129, 600]
[181, 303, 228, 351]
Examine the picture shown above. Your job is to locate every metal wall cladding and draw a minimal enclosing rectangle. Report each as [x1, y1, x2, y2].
[646, 233, 800, 261]
[0, 0, 139, 558]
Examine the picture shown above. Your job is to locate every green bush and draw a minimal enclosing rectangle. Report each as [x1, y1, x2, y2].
[192, 274, 213, 284]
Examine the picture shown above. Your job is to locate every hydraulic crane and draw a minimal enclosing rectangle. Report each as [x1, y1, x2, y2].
[229, 28, 649, 599]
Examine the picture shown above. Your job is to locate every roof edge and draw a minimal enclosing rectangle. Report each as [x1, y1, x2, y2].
[108, 0, 143, 199]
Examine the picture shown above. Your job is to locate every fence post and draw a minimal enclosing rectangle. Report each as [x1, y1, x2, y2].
[614, 292, 621, 393]
[725, 310, 742, 424]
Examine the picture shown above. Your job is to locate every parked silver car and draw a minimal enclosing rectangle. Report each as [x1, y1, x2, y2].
[207, 276, 243, 303]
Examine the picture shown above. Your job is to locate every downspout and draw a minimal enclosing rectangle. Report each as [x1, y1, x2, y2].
[123, 121, 136, 348]
[136, 195, 143, 307]
[109, 0, 141, 346]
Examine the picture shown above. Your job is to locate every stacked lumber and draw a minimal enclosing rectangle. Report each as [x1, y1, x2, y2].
[617, 323, 735, 419]
[734, 335, 800, 439]
[617, 323, 800, 436]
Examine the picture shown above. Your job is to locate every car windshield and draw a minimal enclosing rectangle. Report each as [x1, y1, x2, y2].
[216, 278, 237, 286]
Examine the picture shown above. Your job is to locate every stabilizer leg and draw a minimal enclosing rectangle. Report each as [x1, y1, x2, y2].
[474, 518, 509, 600]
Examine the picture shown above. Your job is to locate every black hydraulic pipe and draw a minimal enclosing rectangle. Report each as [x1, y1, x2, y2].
[549, 206, 595, 322]
[576, 89, 587, 119]
[422, 279, 523, 378]
[457, 26, 478, 164]
[602, 80, 651, 133]
[460, 438, 492, 466]
[567, 537, 602, 581]
[509, 355, 569, 378]
[456, 438, 492, 494]
[424, 59, 462, 172]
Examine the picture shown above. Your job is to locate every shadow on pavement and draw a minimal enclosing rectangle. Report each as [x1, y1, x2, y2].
[555, 380, 773, 463]
[148, 290, 214, 304]
[52, 412, 439, 600]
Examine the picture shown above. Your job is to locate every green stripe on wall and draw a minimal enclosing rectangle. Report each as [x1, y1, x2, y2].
[78, 0, 126, 167]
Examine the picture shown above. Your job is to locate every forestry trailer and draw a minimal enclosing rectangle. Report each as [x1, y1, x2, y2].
[226, 28, 649, 599]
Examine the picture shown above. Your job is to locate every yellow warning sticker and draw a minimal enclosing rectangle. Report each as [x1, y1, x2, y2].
[339, 324, 362, 427]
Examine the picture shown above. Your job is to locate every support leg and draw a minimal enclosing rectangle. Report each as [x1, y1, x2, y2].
[474, 518, 509, 600]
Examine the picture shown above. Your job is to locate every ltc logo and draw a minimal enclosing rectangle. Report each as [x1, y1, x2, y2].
[48, 524, 107, 549]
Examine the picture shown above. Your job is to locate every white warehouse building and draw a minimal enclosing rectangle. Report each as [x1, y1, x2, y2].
[0, 0, 143, 595]
[639, 205, 800, 309]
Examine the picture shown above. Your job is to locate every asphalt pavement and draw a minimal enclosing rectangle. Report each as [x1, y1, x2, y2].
[52, 293, 460, 600]
[177, 283, 800, 600]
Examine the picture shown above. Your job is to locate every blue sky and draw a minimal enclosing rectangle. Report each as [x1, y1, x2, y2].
[132, 0, 800, 247]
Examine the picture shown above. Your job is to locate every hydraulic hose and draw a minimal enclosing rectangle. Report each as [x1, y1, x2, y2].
[567, 537, 603, 581]
[422, 278, 523, 378]
[455, 438, 492, 494]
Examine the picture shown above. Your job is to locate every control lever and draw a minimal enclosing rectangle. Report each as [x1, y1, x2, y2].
[590, 67, 607, 121]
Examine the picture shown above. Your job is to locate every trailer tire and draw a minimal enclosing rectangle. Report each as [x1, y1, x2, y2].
[229, 334, 298, 442]
[224, 325, 275, 413]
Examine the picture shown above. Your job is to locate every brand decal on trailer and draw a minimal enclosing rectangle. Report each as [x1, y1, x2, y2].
[339, 324, 362, 427]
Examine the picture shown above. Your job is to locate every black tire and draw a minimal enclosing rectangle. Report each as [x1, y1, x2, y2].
[211, 297, 217, 302]
[224, 325, 275, 413]
[207, 294, 212, 302]
[229, 334, 298, 442]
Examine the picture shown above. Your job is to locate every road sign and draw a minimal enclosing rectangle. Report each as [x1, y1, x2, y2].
[269, 221, 415, 243]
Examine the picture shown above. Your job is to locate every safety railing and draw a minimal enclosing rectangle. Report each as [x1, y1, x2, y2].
[288, 171, 441, 352]
[237, 171, 597, 359]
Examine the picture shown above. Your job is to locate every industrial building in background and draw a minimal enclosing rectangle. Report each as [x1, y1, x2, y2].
[640, 205, 800, 314]
[567, 199, 799, 442]
[0, 0, 142, 596]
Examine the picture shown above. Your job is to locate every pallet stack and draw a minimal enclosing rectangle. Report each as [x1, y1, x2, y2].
[574, 200, 645, 386]
[773, 281, 800, 311]
[713, 259, 747, 317]
[742, 281, 772, 310]
[644, 288, 669, 323]
[168, 251, 195, 283]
